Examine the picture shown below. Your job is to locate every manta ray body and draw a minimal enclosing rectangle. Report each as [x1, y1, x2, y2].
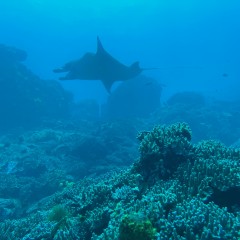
[53, 37, 143, 92]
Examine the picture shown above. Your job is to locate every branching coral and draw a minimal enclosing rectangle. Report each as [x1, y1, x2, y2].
[135, 122, 194, 180]
[1, 123, 240, 240]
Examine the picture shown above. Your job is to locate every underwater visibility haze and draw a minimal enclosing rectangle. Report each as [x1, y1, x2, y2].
[0, 0, 239, 101]
[0, 0, 240, 239]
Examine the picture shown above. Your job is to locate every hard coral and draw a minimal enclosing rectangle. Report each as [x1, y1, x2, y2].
[135, 122, 194, 180]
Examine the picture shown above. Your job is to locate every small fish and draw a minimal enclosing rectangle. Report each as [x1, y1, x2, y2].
[222, 73, 229, 78]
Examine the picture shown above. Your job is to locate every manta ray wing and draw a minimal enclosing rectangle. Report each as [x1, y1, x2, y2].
[54, 53, 99, 80]
[96, 37, 140, 80]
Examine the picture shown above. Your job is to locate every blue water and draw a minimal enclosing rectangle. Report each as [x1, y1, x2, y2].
[0, 0, 239, 102]
[1, 2, 240, 238]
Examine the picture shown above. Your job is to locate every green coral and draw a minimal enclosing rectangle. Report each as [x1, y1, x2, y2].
[48, 204, 71, 238]
[119, 213, 156, 240]
[48, 205, 69, 223]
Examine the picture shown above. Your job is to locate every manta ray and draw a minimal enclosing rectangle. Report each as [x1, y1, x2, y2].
[53, 37, 144, 93]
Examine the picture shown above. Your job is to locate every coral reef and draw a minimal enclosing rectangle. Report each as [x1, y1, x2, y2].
[166, 91, 205, 108]
[0, 123, 239, 239]
[1, 42, 240, 240]
[135, 122, 194, 180]
[153, 92, 240, 145]
[103, 75, 162, 118]
[0, 119, 139, 219]
[0, 44, 72, 131]
[119, 213, 156, 240]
